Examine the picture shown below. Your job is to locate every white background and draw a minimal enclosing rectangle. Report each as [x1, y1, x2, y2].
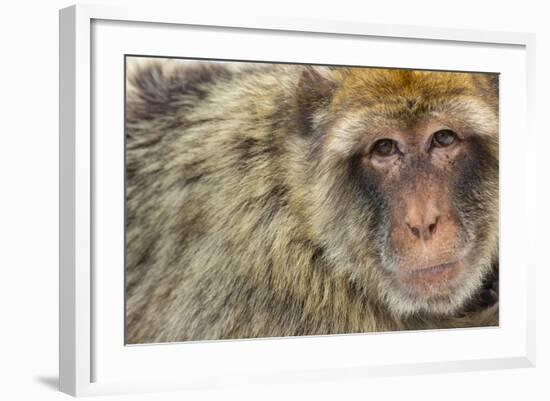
[0, 0, 547, 400]
[93, 19, 528, 387]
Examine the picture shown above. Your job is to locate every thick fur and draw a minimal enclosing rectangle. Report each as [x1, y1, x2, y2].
[125, 59, 499, 343]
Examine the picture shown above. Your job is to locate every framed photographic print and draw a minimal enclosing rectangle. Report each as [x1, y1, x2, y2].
[59, 4, 536, 396]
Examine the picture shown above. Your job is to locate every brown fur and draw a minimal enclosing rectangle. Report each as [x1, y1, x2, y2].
[125, 59, 499, 344]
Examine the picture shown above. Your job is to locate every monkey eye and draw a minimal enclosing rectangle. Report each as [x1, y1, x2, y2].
[372, 139, 398, 157]
[432, 129, 457, 147]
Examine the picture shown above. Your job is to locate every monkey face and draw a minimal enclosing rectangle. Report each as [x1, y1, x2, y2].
[366, 124, 469, 298]
[359, 117, 498, 316]
[303, 68, 499, 318]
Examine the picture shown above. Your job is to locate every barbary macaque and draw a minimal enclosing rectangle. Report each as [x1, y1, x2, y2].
[125, 59, 499, 344]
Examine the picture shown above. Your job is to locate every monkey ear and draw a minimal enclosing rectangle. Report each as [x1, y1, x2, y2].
[296, 66, 338, 134]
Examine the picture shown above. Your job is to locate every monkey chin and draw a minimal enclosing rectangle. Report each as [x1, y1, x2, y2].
[384, 258, 481, 318]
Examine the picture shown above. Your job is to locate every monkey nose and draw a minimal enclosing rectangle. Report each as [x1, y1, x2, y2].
[406, 216, 439, 241]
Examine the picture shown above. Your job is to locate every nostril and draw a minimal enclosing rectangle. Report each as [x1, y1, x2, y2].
[406, 223, 421, 239]
[428, 217, 439, 235]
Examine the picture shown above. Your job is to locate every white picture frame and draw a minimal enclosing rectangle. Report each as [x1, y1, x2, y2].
[59, 4, 536, 397]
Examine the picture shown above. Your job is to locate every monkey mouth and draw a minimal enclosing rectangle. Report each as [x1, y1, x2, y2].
[396, 260, 464, 298]
[409, 261, 459, 278]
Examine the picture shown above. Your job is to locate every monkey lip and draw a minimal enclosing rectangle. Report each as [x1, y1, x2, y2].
[409, 261, 460, 278]
[397, 260, 464, 295]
